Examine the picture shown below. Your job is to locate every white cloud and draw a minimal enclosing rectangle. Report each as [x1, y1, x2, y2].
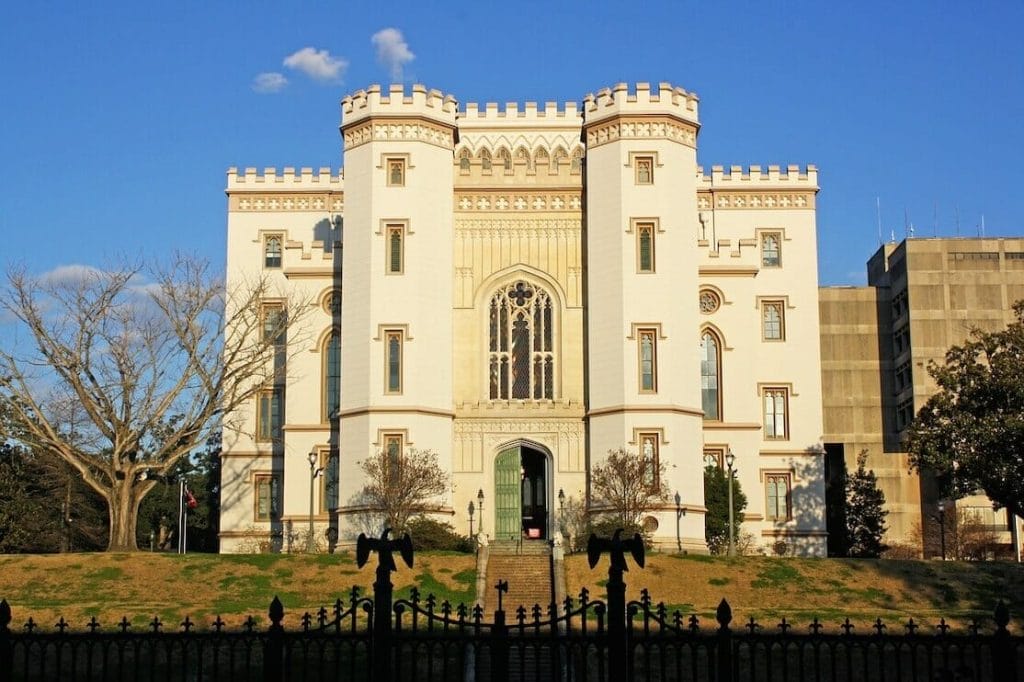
[371, 28, 414, 81]
[39, 264, 106, 286]
[252, 72, 288, 94]
[283, 47, 348, 82]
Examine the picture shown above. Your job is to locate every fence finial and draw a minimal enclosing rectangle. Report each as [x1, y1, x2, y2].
[0, 599, 10, 630]
[716, 599, 732, 629]
[586, 528, 644, 571]
[269, 597, 284, 626]
[994, 600, 1010, 630]
[356, 528, 414, 572]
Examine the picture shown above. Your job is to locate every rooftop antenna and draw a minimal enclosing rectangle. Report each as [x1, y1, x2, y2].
[876, 197, 883, 246]
[981, 213, 986, 237]
[904, 207, 910, 239]
[955, 205, 961, 237]
[933, 202, 938, 237]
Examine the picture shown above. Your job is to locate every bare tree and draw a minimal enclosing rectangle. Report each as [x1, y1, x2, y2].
[0, 255, 309, 551]
[359, 447, 449, 533]
[590, 447, 669, 531]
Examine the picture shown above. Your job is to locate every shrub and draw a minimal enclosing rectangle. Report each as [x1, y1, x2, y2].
[406, 517, 473, 553]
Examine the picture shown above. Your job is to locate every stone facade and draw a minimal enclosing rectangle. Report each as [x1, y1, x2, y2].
[219, 82, 827, 556]
[821, 237, 1024, 553]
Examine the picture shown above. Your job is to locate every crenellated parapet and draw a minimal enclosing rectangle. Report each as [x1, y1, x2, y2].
[459, 100, 581, 124]
[341, 84, 459, 151]
[226, 167, 344, 213]
[582, 82, 700, 149]
[696, 164, 818, 211]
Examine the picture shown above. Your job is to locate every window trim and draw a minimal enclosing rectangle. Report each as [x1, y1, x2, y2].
[263, 234, 283, 269]
[318, 448, 338, 514]
[386, 224, 405, 275]
[703, 447, 726, 470]
[382, 432, 404, 488]
[638, 432, 661, 488]
[760, 299, 786, 341]
[321, 330, 341, 422]
[254, 473, 280, 521]
[700, 328, 723, 421]
[763, 471, 793, 521]
[260, 301, 285, 345]
[635, 156, 654, 185]
[487, 280, 557, 401]
[384, 329, 404, 395]
[386, 158, 406, 187]
[761, 386, 790, 441]
[637, 328, 658, 394]
[256, 388, 283, 443]
[636, 222, 656, 273]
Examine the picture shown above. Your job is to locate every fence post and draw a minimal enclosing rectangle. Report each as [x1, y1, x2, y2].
[492, 581, 509, 682]
[0, 599, 12, 675]
[264, 596, 284, 682]
[992, 601, 1016, 682]
[357, 529, 414, 682]
[716, 599, 734, 682]
[586, 530, 645, 682]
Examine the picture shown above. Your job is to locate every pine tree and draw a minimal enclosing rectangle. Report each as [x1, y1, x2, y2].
[844, 451, 888, 557]
[704, 465, 747, 555]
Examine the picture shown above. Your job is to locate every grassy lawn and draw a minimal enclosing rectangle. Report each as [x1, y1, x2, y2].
[0, 551, 477, 630]
[2, 551, 1021, 633]
[565, 553, 1024, 631]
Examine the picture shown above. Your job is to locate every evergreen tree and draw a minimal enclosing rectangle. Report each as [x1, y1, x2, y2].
[704, 465, 747, 555]
[844, 451, 888, 557]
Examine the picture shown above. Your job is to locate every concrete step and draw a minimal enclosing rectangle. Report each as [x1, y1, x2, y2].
[489, 539, 551, 556]
[485, 553, 553, 614]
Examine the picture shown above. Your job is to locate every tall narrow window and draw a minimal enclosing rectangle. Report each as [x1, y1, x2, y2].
[701, 331, 721, 420]
[255, 474, 280, 521]
[635, 156, 654, 184]
[323, 332, 340, 420]
[480, 149, 492, 171]
[386, 225, 404, 274]
[459, 149, 471, 172]
[640, 433, 659, 487]
[385, 330, 403, 394]
[264, 236, 282, 268]
[383, 433, 403, 487]
[570, 150, 582, 174]
[637, 223, 655, 273]
[761, 233, 781, 267]
[320, 450, 339, 513]
[387, 158, 405, 186]
[497, 148, 512, 171]
[488, 281, 555, 400]
[256, 389, 282, 442]
[261, 303, 285, 345]
[765, 473, 792, 520]
[763, 388, 788, 439]
[762, 301, 785, 340]
[638, 329, 657, 393]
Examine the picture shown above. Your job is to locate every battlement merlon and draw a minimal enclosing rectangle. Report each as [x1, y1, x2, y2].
[226, 167, 344, 193]
[458, 101, 583, 130]
[341, 83, 459, 129]
[697, 164, 819, 191]
[582, 82, 699, 127]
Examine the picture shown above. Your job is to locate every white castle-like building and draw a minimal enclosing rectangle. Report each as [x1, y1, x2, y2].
[219, 82, 828, 555]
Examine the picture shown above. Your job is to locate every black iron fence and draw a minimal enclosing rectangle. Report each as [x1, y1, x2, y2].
[2, 530, 1022, 681]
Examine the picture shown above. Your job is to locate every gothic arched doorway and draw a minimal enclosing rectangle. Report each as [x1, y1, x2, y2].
[494, 444, 550, 541]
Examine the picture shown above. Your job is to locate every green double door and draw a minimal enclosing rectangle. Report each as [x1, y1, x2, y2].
[494, 448, 521, 540]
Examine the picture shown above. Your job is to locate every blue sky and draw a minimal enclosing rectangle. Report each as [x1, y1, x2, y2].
[2, 1, 1022, 285]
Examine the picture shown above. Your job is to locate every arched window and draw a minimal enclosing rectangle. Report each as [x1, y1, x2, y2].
[570, 150, 582, 174]
[479, 149, 492, 171]
[489, 281, 554, 400]
[700, 330, 721, 420]
[459, 149, 471, 171]
[264, 236, 282, 268]
[497, 148, 512, 171]
[323, 332, 341, 420]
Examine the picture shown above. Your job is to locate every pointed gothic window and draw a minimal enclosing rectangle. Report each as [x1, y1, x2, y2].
[264, 236, 282, 268]
[701, 331, 721, 420]
[761, 233, 781, 267]
[459, 149, 471, 172]
[480, 149, 492, 171]
[323, 332, 340, 420]
[488, 281, 555, 400]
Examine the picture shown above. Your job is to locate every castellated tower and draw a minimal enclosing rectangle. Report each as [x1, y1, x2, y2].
[337, 85, 459, 521]
[583, 83, 708, 551]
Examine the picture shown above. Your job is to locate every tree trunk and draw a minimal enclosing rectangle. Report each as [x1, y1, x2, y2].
[107, 480, 142, 551]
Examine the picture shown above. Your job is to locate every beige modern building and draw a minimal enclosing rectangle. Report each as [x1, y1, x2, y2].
[821, 237, 1024, 553]
[219, 82, 828, 555]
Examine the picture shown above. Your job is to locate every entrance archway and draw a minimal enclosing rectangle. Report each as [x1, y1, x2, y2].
[494, 444, 550, 541]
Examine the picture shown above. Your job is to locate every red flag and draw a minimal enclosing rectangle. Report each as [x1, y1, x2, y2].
[184, 486, 198, 510]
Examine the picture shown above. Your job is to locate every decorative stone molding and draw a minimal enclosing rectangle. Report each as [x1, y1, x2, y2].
[456, 218, 581, 239]
[585, 116, 697, 149]
[231, 194, 344, 212]
[343, 119, 455, 151]
[697, 192, 814, 210]
[455, 192, 582, 212]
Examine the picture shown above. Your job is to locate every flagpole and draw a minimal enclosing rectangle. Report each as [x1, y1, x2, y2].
[178, 479, 185, 555]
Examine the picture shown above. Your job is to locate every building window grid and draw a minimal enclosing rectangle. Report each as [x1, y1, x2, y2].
[254, 474, 280, 521]
[256, 389, 282, 443]
[894, 325, 911, 356]
[762, 388, 788, 440]
[639, 433, 660, 488]
[637, 223, 655, 273]
[896, 397, 915, 430]
[765, 473, 792, 521]
[701, 331, 721, 420]
[488, 281, 555, 400]
[638, 329, 658, 393]
[385, 330, 403, 394]
[762, 301, 785, 341]
[264, 236, 282, 269]
[761, 233, 782, 268]
[894, 361, 913, 394]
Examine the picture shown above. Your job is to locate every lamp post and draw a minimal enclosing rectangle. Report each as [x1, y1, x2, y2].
[725, 450, 737, 558]
[477, 489, 485, 535]
[558, 488, 566, 535]
[308, 452, 324, 553]
[938, 500, 947, 561]
[674, 491, 683, 553]
[468, 501, 475, 537]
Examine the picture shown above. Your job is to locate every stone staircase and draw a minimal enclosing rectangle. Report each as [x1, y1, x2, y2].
[484, 540, 554, 616]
